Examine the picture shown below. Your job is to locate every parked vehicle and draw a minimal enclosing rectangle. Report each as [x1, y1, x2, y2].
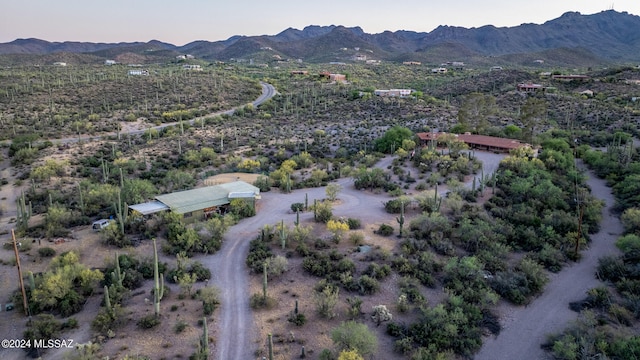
[92, 219, 113, 231]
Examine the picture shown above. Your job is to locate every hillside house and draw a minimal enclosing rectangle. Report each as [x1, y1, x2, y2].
[104, 60, 116, 65]
[517, 83, 545, 92]
[552, 74, 590, 81]
[129, 181, 260, 221]
[320, 72, 347, 83]
[182, 64, 202, 70]
[431, 67, 447, 74]
[128, 69, 149, 76]
[374, 89, 413, 97]
[417, 132, 531, 153]
[291, 70, 309, 75]
[403, 61, 421, 65]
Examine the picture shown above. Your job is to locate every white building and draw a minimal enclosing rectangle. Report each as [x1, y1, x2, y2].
[374, 89, 413, 97]
[128, 69, 149, 76]
[182, 64, 202, 70]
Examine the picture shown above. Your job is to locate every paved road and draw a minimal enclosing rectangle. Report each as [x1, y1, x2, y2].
[475, 163, 623, 360]
[53, 82, 276, 144]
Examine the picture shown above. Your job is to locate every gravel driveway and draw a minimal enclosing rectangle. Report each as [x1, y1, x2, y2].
[475, 163, 623, 360]
[205, 175, 394, 359]
[206, 153, 509, 359]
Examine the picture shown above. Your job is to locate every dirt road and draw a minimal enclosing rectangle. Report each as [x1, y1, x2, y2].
[475, 165, 623, 360]
[207, 153, 508, 360]
[204, 175, 392, 359]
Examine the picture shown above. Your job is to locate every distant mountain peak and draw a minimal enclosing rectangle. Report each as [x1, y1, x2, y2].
[1, 10, 639, 64]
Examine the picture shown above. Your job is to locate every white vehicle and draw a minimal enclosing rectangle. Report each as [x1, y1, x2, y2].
[92, 219, 113, 231]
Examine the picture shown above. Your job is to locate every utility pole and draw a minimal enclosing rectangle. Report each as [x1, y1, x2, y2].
[12, 229, 29, 315]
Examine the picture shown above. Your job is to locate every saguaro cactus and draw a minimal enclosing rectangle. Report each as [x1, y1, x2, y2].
[28, 271, 35, 291]
[104, 285, 112, 314]
[268, 334, 274, 360]
[16, 191, 31, 230]
[111, 253, 126, 287]
[77, 183, 85, 215]
[280, 219, 287, 249]
[113, 190, 127, 235]
[396, 200, 405, 237]
[263, 262, 268, 301]
[197, 317, 209, 358]
[153, 238, 164, 317]
[101, 158, 110, 183]
[313, 199, 318, 221]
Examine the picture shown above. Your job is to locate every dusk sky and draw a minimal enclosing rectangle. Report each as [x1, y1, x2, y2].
[2, 0, 639, 45]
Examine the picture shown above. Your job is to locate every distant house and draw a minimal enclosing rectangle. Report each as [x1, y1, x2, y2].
[182, 64, 202, 70]
[320, 72, 347, 83]
[291, 70, 309, 75]
[53, 62, 67, 67]
[129, 181, 260, 221]
[403, 61, 421, 65]
[431, 67, 447, 74]
[330, 73, 346, 83]
[490, 66, 503, 71]
[517, 83, 545, 92]
[104, 60, 116, 65]
[374, 89, 413, 97]
[552, 74, 590, 81]
[579, 90, 594, 97]
[365, 59, 381, 65]
[417, 132, 531, 153]
[128, 69, 149, 76]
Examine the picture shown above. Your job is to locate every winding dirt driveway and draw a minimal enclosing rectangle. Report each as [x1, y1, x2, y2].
[206, 152, 506, 359]
[204, 176, 392, 359]
[475, 163, 623, 360]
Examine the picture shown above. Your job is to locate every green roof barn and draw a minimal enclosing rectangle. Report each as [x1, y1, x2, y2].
[129, 181, 260, 219]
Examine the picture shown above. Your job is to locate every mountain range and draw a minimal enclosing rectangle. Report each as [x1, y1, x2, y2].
[2, 10, 640, 66]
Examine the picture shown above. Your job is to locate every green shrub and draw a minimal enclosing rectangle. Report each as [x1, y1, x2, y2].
[358, 275, 380, 295]
[347, 218, 361, 229]
[249, 293, 276, 309]
[174, 320, 188, 333]
[349, 232, 365, 245]
[246, 238, 273, 273]
[38, 247, 56, 257]
[376, 224, 394, 236]
[331, 321, 378, 356]
[137, 314, 161, 329]
[291, 203, 305, 212]
[198, 286, 221, 316]
[287, 312, 307, 326]
[189, 261, 212, 281]
[63, 317, 78, 329]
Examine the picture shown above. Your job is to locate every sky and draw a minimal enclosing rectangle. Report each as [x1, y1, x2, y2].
[2, 0, 640, 45]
